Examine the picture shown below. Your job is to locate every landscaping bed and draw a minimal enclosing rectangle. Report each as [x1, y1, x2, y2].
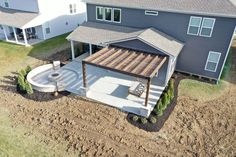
[127, 77, 181, 132]
[16, 65, 70, 102]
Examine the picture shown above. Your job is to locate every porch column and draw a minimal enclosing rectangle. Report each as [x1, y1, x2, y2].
[13, 27, 18, 43]
[145, 78, 151, 107]
[70, 40, 75, 60]
[82, 61, 87, 88]
[2, 25, 8, 41]
[22, 29, 28, 46]
[89, 43, 92, 56]
[165, 56, 172, 86]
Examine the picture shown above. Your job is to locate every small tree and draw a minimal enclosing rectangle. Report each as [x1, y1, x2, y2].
[149, 116, 157, 124]
[140, 118, 148, 124]
[157, 110, 163, 117]
[17, 75, 25, 91]
[169, 79, 174, 89]
[25, 65, 32, 74]
[19, 69, 27, 78]
[162, 93, 169, 110]
[132, 115, 139, 122]
[167, 89, 172, 102]
[25, 81, 33, 95]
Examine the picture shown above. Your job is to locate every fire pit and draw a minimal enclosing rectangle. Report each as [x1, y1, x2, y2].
[48, 72, 62, 81]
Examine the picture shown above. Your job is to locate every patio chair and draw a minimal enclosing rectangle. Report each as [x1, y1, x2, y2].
[53, 61, 61, 70]
[128, 81, 146, 97]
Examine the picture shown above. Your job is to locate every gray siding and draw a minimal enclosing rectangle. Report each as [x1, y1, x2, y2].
[112, 39, 166, 56]
[87, 4, 236, 80]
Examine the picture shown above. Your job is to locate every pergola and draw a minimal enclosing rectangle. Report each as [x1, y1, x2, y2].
[82, 47, 167, 106]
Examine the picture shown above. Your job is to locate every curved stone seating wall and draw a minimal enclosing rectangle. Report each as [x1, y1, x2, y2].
[27, 64, 57, 92]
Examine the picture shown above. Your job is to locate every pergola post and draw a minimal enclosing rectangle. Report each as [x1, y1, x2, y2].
[70, 40, 75, 60]
[2, 25, 8, 41]
[82, 61, 87, 88]
[22, 29, 28, 46]
[13, 27, 18, 43]
[145, 78, 151, 107]
[89, 43, 92, 56]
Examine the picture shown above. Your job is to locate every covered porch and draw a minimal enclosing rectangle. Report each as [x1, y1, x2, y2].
[0, 6, 43, 46]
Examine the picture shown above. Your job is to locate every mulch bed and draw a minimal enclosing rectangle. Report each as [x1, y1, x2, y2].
[126, 75, 182, 132]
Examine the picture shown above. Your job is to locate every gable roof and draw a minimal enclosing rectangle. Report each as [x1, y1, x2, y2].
[83, 0, 236, 18]
[0, 7, 39, 28]
[67, 22, 184, 57]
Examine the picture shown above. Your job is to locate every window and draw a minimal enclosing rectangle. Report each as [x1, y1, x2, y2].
[45, 22, 50, 34]
[200, 18, 215, 37]
[96, 6, 121, 23]
[145, 10, 158, 16]
[0, 25, 3, 30]
[205, 51, 221, 72]
[69, 4, 76, 14]
[69, 4, 73, 14]
[113, 8, 121, 23]
[96, 6, 104, 20]
[104, 8, 112, 21]
[187, 16, 202, 36]
[4, 0, 9, 8]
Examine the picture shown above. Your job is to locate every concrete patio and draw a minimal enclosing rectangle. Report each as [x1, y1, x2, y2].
[29, 52, 166, 117]
[63, 53, 166, 117]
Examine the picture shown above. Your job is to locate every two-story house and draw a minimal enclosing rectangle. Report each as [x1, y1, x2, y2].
[0, 0, 86, 46]
[67, 0, 236, 83]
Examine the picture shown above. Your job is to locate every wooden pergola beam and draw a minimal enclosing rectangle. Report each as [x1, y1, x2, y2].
[91, 48, 116, 64]
[107, 50, 130, 67]
[131, 54, 151, 74]
[145, 78, 151, 106]
[140, 56, 160, 76]
[114, 52, 137, 70]
[84, 47, 109, 62]
[82, 61, 87, 88]
[122, 53, 144, 71]
[98, 49, 123, 65]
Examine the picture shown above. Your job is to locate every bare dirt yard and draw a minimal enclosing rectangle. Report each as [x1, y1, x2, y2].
[0, 40, 236, 157]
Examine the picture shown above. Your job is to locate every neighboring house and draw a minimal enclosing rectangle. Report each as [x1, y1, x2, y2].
[0, 0, 86, 46]
[67, 0, 236, 82]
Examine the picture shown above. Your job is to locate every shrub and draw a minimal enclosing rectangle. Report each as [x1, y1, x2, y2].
[149, 116, 157, 124]
[157, 110, 163, 117]
[19, 69, 27, 78]
[25, 65, 32, 74]
[17, 75, 26, 91]
[132, 115, 139, 122]
[140, 118, 148, 124]
[25, 81, 33, 95]
[161, 93, 169, 110]
[169, 79, 174, 90]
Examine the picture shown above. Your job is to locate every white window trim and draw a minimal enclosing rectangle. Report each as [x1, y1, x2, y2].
[205, 51, 221, 72]
[113, 8, 121, 23]
[45, 22, 51, 34]
[104, 7, 113, 22]
[96, 6, 104, 21]
[3, 0, 9, 8]
[187, 16, 202, 36]
[145, 10, 158, 16]
[199, 17, 216, 38]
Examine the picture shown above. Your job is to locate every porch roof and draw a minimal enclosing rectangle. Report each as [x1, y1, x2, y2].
[83, 47, 167, 80]
[0, 7, 39, 28]
[67, 22, 184, 57]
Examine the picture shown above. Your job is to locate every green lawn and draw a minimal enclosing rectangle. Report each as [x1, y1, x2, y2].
[178, 49, 232, 102]
[0, 33, 70, 76]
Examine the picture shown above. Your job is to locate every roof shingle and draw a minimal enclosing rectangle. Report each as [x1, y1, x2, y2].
[83, 0, 236, 18]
